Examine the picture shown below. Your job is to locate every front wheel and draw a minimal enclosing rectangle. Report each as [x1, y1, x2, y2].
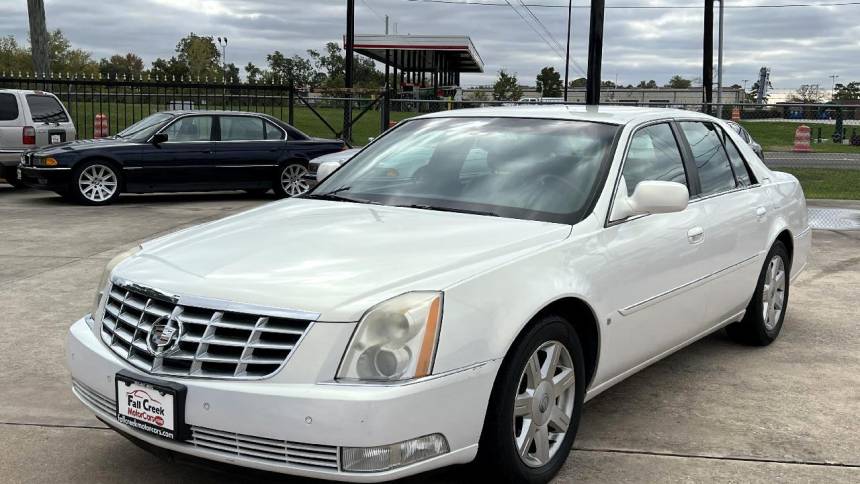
[477, 314, 585, 483]
[726, 241, 790, 345]
[273, 162, 309, 198]
[70, 161, 121, 205]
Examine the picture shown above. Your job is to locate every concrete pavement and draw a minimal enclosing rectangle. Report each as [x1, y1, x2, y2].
[1, 188, 858, 483]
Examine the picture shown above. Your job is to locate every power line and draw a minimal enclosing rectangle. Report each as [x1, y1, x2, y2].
[502, 0, 565, 60]
[519, 0, 587, 76]
[404, 0, 860, 9]
[359, 0, 386, 21]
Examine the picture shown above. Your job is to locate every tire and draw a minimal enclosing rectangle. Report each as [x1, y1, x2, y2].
[273, 162, 309, 198]
[69, 160, 122, 205]
[726, 241, 790, 346]
[477, 314, 585, 483]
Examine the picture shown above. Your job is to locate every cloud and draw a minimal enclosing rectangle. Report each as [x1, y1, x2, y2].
[2, 0, 858, 90]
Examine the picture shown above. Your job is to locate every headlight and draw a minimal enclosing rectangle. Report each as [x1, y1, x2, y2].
[89, 245, 141, 328]
[337, 292, 443, 382]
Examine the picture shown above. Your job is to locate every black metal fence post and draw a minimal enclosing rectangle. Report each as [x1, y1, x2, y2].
[288, 80, 295, 126]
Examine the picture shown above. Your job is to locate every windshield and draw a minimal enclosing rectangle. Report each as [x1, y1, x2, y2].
[117, 113, 174, 140]
[312, 117, 619, 224]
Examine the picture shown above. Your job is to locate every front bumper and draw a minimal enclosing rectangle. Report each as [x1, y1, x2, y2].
[66, 318, 497, 482]
[17, 165, 72, 190]
[0, 150, 25, 166]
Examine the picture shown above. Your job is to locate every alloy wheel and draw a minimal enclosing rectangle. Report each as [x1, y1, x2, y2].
[280, 164, 309, 197]
[762, 255, 786, 330]
[78, 164, 118, 203]
[513, 340, 576, 468]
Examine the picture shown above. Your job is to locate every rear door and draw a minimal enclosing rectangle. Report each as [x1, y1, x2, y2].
[677, 121, 768, 326]
[211, 115, 284, 189]
[24, 93, 76, 145]
[133, 115, 216, 191]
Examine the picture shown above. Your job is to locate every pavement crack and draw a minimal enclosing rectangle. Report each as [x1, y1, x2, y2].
[573, 446, 860, 469]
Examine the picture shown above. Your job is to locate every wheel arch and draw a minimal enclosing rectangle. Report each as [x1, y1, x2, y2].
[775, 229, 794, 269]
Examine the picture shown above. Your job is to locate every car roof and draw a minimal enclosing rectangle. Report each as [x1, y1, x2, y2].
[161, 110, 277, 117]
[415, 104, 714, 125]
[0, 88, 58, 96]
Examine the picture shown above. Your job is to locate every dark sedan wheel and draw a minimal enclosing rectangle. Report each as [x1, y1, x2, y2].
[478, 314, 585, 483]
[70, 161, 121, 205]
[274, 163, 310, 198]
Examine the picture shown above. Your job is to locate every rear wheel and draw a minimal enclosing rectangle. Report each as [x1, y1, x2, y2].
[70, 161, 121, 205]
[477, 314, 585, 483]
[273, 162, 309, 198]
[726, 241, 790, 346]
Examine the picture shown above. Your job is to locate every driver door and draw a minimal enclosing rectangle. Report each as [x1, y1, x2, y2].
[131, 115, 215, 191]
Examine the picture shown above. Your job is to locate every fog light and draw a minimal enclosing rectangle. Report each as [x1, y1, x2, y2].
[341, 434, 449, 473]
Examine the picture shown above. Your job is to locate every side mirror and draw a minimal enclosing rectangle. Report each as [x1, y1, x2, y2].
[316, 161, 341, 182]
[610, 180, 689, 221]
[151, 132, 168, 145]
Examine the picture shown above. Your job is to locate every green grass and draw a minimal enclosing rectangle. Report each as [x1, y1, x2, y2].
[775, 168, 860, 200]
[740, 121, 860, 154]
[62, 101, 422, 145]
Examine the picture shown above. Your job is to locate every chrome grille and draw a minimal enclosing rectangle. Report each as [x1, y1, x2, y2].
[190, 426, 339, 470]
[99, 283, 313, 379]
[72, 379, 116, 415]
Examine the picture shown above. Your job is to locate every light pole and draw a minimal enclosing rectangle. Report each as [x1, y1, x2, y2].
[217, 37, 228, 80]
[830, 74, 840, 100]
[563, 0, 572, 102]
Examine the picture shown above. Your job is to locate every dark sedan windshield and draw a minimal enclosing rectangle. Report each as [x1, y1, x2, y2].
[312, 117, 619, 224]
[116, 113, 175, 141]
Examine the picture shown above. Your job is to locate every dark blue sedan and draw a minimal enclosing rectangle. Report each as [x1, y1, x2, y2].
[17, 110, 345, 205]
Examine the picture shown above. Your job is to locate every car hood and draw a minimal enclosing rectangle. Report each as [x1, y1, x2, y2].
[116, 198, 571, 321]
[35, 137, 131, 156]
[310, 148, 360, 167]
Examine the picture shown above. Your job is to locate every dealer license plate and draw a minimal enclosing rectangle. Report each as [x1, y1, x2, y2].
[50, 134, 61, 144]
[115, 371, 185, 440]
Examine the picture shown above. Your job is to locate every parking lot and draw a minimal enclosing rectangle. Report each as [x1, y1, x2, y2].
[1, 187, 858, 483]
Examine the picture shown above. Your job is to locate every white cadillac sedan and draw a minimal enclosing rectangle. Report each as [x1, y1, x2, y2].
[67, 106, 810, 483]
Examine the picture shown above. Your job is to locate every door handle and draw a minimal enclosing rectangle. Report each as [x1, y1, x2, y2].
[756, 206, 767, 218]
[687, 226, 705, 244]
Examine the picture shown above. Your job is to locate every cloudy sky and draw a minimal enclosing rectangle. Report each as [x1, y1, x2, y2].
[2, 0, 859, 92]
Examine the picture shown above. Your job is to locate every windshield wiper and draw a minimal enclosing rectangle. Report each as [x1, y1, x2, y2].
[396, 204, 499, 217]
[305, 186, 380, 205]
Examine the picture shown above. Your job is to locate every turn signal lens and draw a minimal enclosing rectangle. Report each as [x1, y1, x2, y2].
[44, 157, 58, 166]
[341, 434, 449, 473]
[337, 292, 443, 382]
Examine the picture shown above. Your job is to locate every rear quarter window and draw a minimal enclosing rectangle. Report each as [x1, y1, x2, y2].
[0, 93, 19, 121]
[26, 94, 69, 123]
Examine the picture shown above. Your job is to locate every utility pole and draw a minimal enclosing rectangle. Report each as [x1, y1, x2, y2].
[27, 0, 51, 76]
[343, 0, 355, 143]
[703, 0, 714, 114]
[716, 0, 724, 115]
[586, 0, 605, 105]
[563, 0, 572, 102]
[383, 15, 390, 131]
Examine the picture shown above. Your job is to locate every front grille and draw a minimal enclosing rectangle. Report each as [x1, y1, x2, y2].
[190, 426, 340, 470]
[72, 379, 116, 415]
[99, 283, 313, 379]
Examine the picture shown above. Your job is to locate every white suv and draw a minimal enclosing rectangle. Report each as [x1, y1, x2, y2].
[0, 89, 76, 187]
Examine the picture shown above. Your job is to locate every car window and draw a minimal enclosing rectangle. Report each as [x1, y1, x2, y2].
[719, 128, 755, 186]
[221, 116, 265, 141]
[265, 121, 286, 140]
[26, 94, 69, 123]
[679, 121, 737, 196]
[0, 93, 19, 121]
[621, 123, 687, 196]
[162, 116, 213, 142]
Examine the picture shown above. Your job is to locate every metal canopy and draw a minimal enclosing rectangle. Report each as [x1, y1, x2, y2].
[352, 34, 484, 73]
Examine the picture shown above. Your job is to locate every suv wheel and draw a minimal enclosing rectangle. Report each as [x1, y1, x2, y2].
[478, 314, 585, 483]
[71, 161, 121, 205]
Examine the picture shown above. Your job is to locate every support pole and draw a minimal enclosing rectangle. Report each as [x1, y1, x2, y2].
[343, 0, 354, 142]
[586, 0, 605, 105]
[564, 0, 572, 102]
[383, 15, 390, 132]
[716, 0, 724, 116]
[27, 0, 51, 75]
[704, 0, 714, 114]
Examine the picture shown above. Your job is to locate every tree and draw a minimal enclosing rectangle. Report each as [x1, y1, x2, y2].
[99, 53, 144, 79]
[569, 77, 586, 88]
[175, 33, 221, 79]
[45, 30, 98, 75]
[666, 75, 692, 88]
[149, 57, 189, 80]
[601, 80, 616, 88]
[788, 84, 823, 103]
[492, 70, 522, 101]
[266, 51, 316, 87]
[0, 36, 31, 73]
[535, 66, 562, 97]
[245, 62, 263, 83]
[308, 43, 345, 87]
[833, 82, 860, 101]
[636, 80, 657, 88]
